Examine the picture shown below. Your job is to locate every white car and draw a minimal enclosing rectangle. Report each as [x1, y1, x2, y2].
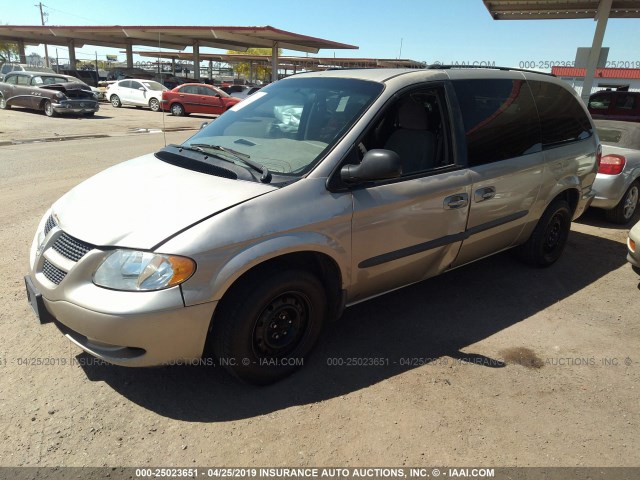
[106, 79, 167, 111]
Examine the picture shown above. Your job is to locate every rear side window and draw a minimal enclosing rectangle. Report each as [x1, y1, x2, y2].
[529, 81, 593, 148]
[453, 79, 541, 166]
[615, 94, 637, 110]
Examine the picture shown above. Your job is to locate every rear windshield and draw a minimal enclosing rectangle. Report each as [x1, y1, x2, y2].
[183, 77, 383, 177]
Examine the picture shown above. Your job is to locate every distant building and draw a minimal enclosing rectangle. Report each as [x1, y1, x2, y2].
[552, 67, 640, 96]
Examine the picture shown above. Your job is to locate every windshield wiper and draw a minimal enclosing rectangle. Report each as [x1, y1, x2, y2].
[189, 143, 272, 183]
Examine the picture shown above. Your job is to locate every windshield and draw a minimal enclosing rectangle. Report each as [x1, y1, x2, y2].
[182, 77, 383, 177]
[142, 80, 167, 91]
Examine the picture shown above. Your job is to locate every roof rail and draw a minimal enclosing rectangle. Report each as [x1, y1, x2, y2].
[426, 64, 556, 77]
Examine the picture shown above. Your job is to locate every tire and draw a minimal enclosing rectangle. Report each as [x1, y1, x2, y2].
[0, 95, 9, 110]
[605, 181, 639, 225]
[43, 99, 56, 117]
[170, 103, 185, 116]
[149, 98, 160, 112]
[517, 199, 572, 267]
[210, 268, 327, 385]
[110, 95, 122, 108]
[632, 264, 640, 276]
[83, 112, 95, 117]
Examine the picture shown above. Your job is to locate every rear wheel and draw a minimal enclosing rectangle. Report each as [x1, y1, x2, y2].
[0, 95, 9, 110]
[210, 268, 327, 385]
[43, 100, 56, 117]
[517, 199, 571, 267]
[149, 98, 160, 112]
[110, 95, 122, 108]
[170, 103, 185, 116]
[605, 181, 639, 224]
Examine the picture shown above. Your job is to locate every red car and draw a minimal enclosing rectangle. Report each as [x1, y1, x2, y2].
[161, 83, 241, 116]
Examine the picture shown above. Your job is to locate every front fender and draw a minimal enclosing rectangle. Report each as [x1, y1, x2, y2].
[180, 232, 349, 307]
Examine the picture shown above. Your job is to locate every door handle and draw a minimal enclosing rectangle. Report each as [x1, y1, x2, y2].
[444, 193, 469, 209]
[474, 186, 496, 202]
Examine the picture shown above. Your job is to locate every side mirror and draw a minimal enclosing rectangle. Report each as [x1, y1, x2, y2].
[200, 122, 209, 130]
[138, 87, 145, 91]
[340, 149, 402, 183]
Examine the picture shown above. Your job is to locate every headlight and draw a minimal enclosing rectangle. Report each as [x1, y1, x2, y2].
[93, 250, 196, 291]
[54, 92, 66, 100]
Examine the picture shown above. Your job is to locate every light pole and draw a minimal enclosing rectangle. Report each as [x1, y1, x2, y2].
[36, 2, 50, 68]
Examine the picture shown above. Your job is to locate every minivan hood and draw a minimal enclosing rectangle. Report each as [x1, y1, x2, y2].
[52, 153, 276, 249]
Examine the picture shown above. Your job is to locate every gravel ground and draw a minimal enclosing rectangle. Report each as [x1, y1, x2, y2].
[0, 106, 638, 469]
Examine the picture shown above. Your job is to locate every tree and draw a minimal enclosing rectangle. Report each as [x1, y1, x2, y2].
[226, 47, 282, 82]
[0, 40, 18, 63]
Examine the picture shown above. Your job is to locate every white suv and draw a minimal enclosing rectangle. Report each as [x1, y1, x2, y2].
[106, 78, 167, 111]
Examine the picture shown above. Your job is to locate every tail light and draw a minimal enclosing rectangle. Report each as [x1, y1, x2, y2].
[598, 154, 626, 175]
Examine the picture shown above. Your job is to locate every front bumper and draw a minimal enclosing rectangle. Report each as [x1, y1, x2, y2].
[27, 215, 216, 367]
[52, 100, 99, 114]
[27, 273, 216, 367]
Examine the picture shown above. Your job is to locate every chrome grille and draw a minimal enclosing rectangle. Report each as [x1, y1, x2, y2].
[42, 259, 67, 285]
[44, 215, 56, 235]
[51, 232, 94, 262]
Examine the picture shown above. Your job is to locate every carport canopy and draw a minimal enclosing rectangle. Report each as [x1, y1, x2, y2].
[132, 50, 424, 80]
[482, 0, 640, 101]
[0, 25, 358, 81]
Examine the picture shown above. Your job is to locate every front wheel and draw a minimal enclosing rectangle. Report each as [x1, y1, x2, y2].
[149, 98, 160, 112]
[605, 181, 639, 224]
[43, 99, 56, 117]
[517, 199, 571, 267]
[210, 269, 327, 385]
[110, 95, 122, 108]
[0, 95, 9, 110]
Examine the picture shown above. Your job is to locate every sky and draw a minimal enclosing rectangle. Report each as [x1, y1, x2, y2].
[2, 0, 640, 70]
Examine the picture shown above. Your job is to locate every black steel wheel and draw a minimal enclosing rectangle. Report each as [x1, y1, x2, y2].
[210, 268, 327, 385]
[517, 199, 571, 267]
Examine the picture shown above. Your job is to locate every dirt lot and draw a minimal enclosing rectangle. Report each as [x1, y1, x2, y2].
[0, 106, 638, 469]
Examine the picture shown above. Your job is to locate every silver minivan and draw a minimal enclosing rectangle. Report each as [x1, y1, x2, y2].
[25, 67, 599, 384]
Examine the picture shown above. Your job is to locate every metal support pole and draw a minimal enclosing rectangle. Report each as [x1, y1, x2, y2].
[67, 39, 76, 69]
[581, 0, 612, 103]
[17, 40, 27, 63]
[126, 42, 133, 68]
[193, 41, 200, 81]
[271, 42, 278, 82]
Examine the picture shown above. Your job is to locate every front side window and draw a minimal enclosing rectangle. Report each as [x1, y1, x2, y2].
[453, 79, 541, 166]
[5, 74, 17, 85]
[529, 80, 593, 148]
[589, 94, 611, 110]
[183, 77, 383, 176]
[129, 81, 143, 90]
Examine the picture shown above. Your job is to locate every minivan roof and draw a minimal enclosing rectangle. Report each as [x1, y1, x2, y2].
[282, 67, 561, 84]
